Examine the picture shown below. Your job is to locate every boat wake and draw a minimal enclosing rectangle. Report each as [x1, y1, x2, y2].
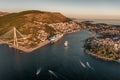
[79, 60, 86, 68]
[48, 70, 68, 80]
[36, 68, 42, 75]
[86, 62, 95, 70]
[79, 60, 95, 71]
[49, 70, 58, 79]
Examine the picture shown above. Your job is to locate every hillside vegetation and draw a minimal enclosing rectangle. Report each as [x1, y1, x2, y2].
[0, 10, 71, 35]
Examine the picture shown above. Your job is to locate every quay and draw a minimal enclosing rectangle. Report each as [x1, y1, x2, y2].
[0, 27, 62, 53]
[12, 40, 50, 53]
[0, 40, 50, 53]
[0, 26, 81, 53]
[0, 33, 63, 53]
[50, 34, 63, 43]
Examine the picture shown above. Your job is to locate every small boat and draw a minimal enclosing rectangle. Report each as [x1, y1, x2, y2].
[86, 62, 94, 70]
[36, 68, 42, 75]
[64, 41, 68, 47]
[79, 61, 86, 68]
[50, 34, 63, 44]
[48, 70, 58, 78]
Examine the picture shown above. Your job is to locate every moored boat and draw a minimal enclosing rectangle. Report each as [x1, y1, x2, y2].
[50, 34, 63, 43]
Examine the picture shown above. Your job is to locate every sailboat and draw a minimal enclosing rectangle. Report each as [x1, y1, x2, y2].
[64, 41, 68, 47]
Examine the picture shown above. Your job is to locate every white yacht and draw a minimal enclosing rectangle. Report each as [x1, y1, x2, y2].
[64, 41, 68, 47]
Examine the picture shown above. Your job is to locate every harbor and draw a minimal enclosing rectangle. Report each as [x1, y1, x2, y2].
[10, 40, 50, 53]
[0, 27, 64, 53]
[1, 30, 120, 80]
[0, 36, 63, 53]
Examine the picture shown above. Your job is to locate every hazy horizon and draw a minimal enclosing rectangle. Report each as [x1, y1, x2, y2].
[0, 0, 120, 19]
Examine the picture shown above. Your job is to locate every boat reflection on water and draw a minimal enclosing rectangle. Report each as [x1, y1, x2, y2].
[64, 41, 69, 53]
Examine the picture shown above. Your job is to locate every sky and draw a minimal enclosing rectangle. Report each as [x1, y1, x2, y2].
[0, 0, 120, 19]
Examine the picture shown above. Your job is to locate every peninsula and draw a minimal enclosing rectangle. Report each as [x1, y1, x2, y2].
[84, 22, 120, 61]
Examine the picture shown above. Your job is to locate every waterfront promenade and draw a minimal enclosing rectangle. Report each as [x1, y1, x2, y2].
[0, 29, 81, 53]
[0, 33, 64, 53]
[0, 40, 50, 53]
[10, 40, 50, 53]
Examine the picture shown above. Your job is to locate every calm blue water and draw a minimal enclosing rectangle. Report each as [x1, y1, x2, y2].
[75, 19, 120, 25]
[0, 30, 120, 80]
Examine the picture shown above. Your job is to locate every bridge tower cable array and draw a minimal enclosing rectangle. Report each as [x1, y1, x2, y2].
[0, 27, 25, 47]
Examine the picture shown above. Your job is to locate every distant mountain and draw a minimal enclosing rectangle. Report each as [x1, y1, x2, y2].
[0, 11, 9, 16]
[0, 10, 71, 35]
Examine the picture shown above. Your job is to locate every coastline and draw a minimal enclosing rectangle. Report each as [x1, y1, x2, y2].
[13, 29, 82, 53]
[0, 30, 81, 53]
[12, 40, 50, 53]
[85, 49, 114, 61]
